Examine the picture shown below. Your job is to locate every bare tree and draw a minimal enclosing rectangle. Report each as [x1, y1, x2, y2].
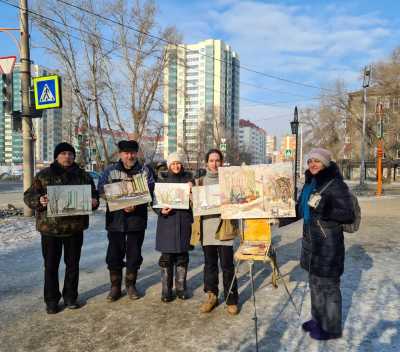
[34, 0, 179, 168]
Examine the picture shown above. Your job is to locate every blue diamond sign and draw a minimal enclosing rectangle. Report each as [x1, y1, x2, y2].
[33, 75, 62, 110]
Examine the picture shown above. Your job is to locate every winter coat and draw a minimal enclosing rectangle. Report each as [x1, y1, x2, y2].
[299, 162, 355, 278]
[23, 162, 99, 237]
[154, 170, 194, 253]
[98, 160, 155, 233]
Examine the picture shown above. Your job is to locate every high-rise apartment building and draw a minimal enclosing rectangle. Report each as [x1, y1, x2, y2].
[266, 134, 277, 163]
[238, 119, 266, 164]
[163, 39, 239, 164]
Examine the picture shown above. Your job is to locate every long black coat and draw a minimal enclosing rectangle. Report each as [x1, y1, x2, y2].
[154, 170, 193, 253]
[299, 162, 355, 278]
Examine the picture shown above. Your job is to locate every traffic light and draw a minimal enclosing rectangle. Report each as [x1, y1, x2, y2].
[2, 73, 13, 114]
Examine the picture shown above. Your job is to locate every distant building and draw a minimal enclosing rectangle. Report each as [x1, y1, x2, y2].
[347, 89, 400, 160]
[163, 39, 240, 166]
[238, 119, 266, 164]
[266, 134, 277, 163]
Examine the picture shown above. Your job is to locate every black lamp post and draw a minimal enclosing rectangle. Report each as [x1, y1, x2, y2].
[291, 106, 299, 200]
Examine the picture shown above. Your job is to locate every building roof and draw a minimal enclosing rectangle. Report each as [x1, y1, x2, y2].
[239, 119, 266, 134]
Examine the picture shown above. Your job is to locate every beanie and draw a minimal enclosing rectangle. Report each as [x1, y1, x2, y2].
[54, 142, 76, 160]
[167, 152, 184, 168]
[307, 148, 332, 167]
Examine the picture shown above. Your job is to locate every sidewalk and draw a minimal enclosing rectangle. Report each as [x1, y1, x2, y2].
[0, 197, 399, 351]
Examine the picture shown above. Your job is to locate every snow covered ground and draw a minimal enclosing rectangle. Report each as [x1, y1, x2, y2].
[0, 197, 399, 351]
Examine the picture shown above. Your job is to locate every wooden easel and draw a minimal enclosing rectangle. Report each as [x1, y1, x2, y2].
[225, 219, 299, 352]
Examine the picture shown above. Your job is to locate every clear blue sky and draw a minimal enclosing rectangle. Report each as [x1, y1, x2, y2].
[1, 0, 399, 136]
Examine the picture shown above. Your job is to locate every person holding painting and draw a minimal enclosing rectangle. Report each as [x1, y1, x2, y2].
[24, 142, 99, 314]
[191, 149, 240, 315]
[98, 140, 155, 302]
[153, 153, 194, 302]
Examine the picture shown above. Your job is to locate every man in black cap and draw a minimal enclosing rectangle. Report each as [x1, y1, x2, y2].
[24, 142, 99, 314]
[98, 140, 155, 301]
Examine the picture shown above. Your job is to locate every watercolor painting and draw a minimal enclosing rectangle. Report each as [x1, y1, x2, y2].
[192, 184, 221, 216]
[153, 183, 190, 209]
[219, 162, 295, 219]
[104, 174, 151, 211]
[47, 185, 92, 217]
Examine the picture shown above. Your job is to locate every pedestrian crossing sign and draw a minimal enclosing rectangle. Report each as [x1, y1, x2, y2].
[33, 75, 62, 110]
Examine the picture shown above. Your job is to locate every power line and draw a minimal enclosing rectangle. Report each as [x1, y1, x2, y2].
[0, 0, 320, 110]
[56, 0, 336, 93]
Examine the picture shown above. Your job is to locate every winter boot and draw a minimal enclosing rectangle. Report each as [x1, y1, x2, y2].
[126, 271, 141, 300]
[161, 267, 174, 302]
[227, 304, 239, 315]
[200, 292, 218, 313]
[107, 270, 122, 302]
[175, 265, 188, 300]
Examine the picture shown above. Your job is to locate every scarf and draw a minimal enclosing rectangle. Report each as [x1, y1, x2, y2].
[299, 178, 316, 224]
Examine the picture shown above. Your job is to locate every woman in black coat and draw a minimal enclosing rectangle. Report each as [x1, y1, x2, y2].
[298, 148, 355, 340]
[154, 153, 194, 302]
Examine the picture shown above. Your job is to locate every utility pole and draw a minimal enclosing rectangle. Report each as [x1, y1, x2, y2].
[359, 66, 371, 191]
[376, 102, 384, 196]
[20, 0, 34, 216]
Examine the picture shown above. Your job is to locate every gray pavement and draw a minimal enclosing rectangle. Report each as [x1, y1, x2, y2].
[0, 197, 399, 351]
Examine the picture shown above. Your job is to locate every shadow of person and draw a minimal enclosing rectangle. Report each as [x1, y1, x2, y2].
[342, 244, 373, 327]
[357, 320, 400, 352]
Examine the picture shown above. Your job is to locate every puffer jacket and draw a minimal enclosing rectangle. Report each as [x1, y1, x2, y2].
[98, 159, 155, 232]
[154, 170, 194, 253]
[299, 161, 355, 277]
[24, 162, 99, 236]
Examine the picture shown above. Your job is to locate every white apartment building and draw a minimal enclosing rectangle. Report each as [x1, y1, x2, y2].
[163, 39, 240, 164]
[239, 119, 266, 164]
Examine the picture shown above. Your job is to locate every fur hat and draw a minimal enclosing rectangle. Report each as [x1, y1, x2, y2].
[118, 140, 139, 152]
[54, 142, 76, 160]
[167, 152, 184, 168]
[307, 148, 332, 167]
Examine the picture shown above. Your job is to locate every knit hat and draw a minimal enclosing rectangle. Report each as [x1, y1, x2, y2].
[167, 152, 184, 168]
[54, 142, 76, 160]
[118, 140, 139, 152]
[307, 148, 332, 167]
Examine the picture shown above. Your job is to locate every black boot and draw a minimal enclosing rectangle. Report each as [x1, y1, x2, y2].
[175, 265, 188, 300]
[107, 270, 122, 302]
[126, 271, 141, 300]
[161, 267, 174, 302]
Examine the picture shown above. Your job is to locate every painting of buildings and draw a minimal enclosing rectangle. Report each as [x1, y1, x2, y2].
[47, 185, 92, 217]
[219, 163, 295, 219]
[104, 174, 151, 211]
[192, 184, 221, 216]
[153, 183, 190, 209]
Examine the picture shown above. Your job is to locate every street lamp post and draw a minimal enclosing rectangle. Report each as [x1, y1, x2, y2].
[359, 66, 371, 190]
[291, 106, 299, 200]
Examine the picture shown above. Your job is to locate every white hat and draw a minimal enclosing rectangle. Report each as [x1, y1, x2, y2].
[167, 152, 184, 168]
